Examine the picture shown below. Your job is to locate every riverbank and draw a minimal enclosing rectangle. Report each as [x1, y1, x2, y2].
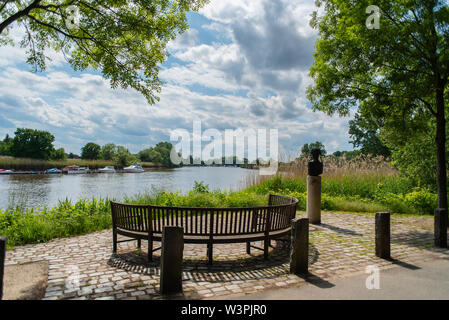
[0, 156, 159, 171]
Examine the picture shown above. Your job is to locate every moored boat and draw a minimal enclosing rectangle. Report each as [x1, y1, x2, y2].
[45, 168, 62, 174]
[63, 165, 90, 174]
[123, 164, 144, 173]
[98, 166, 116, 173]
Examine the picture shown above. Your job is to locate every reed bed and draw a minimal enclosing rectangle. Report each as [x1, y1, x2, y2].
[0, 156, 156, 171]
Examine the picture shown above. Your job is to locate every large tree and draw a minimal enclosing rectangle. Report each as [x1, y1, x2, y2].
[308, 0, 449, 210]
[81, 141, 100, 159]
[10, 127, 55, 159]
[0, 0, 208, 104]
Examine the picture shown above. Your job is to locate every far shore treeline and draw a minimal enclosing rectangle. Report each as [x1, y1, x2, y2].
[0, 128, 264, 170]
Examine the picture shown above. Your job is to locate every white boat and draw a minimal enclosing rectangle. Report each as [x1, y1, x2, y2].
[98, 166, 116, 173]
[123, 164, 144, 173]
[67, 166, 90, 174]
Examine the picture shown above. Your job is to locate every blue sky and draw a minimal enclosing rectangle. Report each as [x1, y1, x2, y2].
[0, 0, 354, 160]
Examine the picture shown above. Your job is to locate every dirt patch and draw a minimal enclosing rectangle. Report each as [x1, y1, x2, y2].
[3, 261, 49, 300]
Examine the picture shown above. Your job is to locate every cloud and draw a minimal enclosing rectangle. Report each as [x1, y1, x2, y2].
[0, 0, 354, 157]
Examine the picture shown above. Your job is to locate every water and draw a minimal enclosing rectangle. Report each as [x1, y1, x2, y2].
[0, 167, 259, 209]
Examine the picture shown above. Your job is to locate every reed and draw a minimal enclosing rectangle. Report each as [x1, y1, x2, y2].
[0, 156, 157, 171]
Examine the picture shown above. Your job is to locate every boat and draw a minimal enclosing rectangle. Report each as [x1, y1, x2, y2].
[62, 165, 90, 174]
[0, 169, 13, 174]
[98, 166, 116, 173]
[123, 163, 144, 173]
[45, 168, 62, 174]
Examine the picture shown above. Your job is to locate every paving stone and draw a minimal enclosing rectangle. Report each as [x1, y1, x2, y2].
[4, 212, 448, 300]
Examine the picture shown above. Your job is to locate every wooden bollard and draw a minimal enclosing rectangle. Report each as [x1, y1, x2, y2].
[375, 212, 390, 259]
[160, 226, 184, 295]
[434, 208, 448, 248]
[0, 237, 6, 300]
[290, 218, 309, 275]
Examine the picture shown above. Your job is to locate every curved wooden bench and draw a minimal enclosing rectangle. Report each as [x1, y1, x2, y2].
[110, 194, 298, 264]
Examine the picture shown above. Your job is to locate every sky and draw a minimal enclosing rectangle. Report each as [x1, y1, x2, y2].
[0, 0, 354, 160]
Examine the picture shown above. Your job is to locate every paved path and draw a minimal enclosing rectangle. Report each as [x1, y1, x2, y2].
[4, 211, 449, 300]
[233, 258, 449, 300]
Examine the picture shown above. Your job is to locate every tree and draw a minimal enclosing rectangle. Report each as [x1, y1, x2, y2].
[0, 0, 208, 104]
[100, 143, 117, 160]
[0, 134, 13, 156]
[300, 142, 326, 158]
[349, 113, 391, 157]
[81, 142, 100, 160]
[153, 141, 177, 167]
[307, 1, 449, 209]
[10, 128, 55, 159]
[50, 147, 67, 160]
[68, 152, 79, 159]
[114, 145, 137, 167]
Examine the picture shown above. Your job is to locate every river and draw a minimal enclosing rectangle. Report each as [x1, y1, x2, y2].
[0, 167, 259, 210]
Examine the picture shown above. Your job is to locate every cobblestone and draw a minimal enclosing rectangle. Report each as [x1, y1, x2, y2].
[5, 211, 449, 299]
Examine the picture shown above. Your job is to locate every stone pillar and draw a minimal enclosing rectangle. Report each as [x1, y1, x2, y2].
[160, 226, 184, 295]
[307, 175, 321, 224]
[0, 237, 6, 300]
[290, 218, 309, 275]
[375, 212, 390, 259]
[434, 208, 448, 248]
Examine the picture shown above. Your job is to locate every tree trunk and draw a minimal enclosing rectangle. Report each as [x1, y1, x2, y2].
[435, 86, 447, 209]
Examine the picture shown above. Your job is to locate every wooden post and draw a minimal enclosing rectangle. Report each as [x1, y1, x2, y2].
[160, 226, 184, 295]
[0, 237, 6, 300]
[290, 218, 308, 275]
[375, 212, 390, 259]
[434, 208, 448, 248]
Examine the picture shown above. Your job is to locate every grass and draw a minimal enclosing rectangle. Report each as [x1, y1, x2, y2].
[0, 198, 111, 249]
[0, 156, 157, 170]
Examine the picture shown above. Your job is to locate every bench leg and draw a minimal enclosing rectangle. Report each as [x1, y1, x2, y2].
[207, 243, 213, 265]
[112, 229, 117, 254]
[246, 242, 251, 254]
[137, 239, 141, 249]
[147, 237, 153, 263]
[264, 239, 269, 260]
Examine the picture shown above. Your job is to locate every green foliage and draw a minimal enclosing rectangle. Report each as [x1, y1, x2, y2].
[50, 148, 67, 160]
[0, 134, 12, 156]
[0, 0, 209, 104]
[0, 199, 111, 249]
[138, 142, 179, 167]
[307, 0, 449, 205]
[100, 143, 117, 161]
[248, 174, 436, 215]
[192, 181, 209, 193]
[349, 113, 391, 157]
[10, 128, 55, 160]
[125, 188, 268, 209]
[81, 142, 101, 160]
[113, 146, 137, 168]
[300, 141, 326, 158]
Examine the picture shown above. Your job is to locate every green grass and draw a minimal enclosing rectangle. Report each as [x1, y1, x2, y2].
[0, 199, 111, 249]
[247, 175, 437, 215]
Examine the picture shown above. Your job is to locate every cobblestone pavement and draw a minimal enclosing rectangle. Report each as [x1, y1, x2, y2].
[5, 211, 449, 300]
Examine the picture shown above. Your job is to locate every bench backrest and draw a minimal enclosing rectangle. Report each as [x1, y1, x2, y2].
[111, 194, 298, 236]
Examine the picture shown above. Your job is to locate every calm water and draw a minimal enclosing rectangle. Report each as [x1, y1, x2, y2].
[0, 167, 259, 209]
